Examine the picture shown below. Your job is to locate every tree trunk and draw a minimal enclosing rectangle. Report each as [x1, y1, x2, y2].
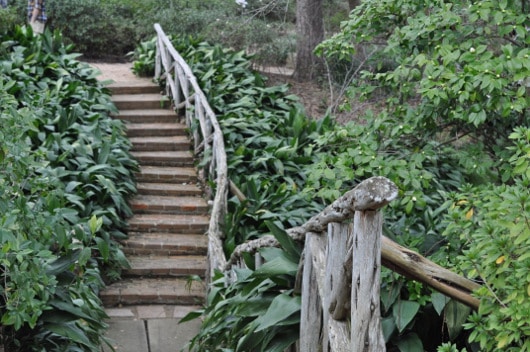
[348, 0, 360, 11]
[294, 0, 324, 81]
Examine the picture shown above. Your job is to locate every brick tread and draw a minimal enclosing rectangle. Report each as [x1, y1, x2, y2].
[137, 182, 201, 196]
[130, 135, 191, 152]
[127, 214, 209, 234]
[108, 81, 160, 95]
[114, 101, 169, 111]
[136, 166, 197, 183]
[130, 195, 208, 214]
[113, 93, 168, 104]
[132, 150, 194, 167]
[125, 255, 207, 277]
[100, 277, 204, 307]
[115, 109, 177, 124]
[105, 305, 201, 320]
[126, 123, 187, 137]
[122, 232, 207, 256]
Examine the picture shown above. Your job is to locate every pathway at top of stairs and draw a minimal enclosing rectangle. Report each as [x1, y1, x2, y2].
[97, 72, 208, 352]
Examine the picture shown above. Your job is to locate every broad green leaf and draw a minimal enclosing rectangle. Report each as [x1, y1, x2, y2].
[77, 247, 91, 266]
[88, 215, 102, 235]
[45, 322, 94, 348]
[431, 292, 450, 315]
[48, 299, 99, 325]
[444, 299, 471, 340]
[253, 293, 301, 332]
[253, 254, 298, 277]
[382, 316, 396, 342]
[46, 250, 80, 275]
[381, 282, 402, 313]
[265, 220, 301, 262]
[396, 333, 423, 352]
[392, 300, 420, 332]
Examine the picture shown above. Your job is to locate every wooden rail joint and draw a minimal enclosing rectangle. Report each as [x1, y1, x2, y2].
[347, 176, 398, 212]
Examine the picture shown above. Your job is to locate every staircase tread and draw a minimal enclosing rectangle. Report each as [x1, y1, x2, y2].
[128, 213, 209, 223]
[100, 277, 205, 306]
[137, 182, 201, 192]
[138, 166, 197, 174]
[130, 195, 209, 214]
[130, 135, 190, 143]
[104, 277, 203, 290]
[124, 255, 207, 276]
[116, 109, 176, 115]
[113, 93, 168, 101]
[132, 150, 193, 157]
[127, 122, 186, 130]
[135, 167, 198, 183]
[128, 255, 207, 265]
[132, 194, 207, 204]
[104, 304, 201, 320]
[127, 214, 210, 234]
[125, 232, 207, 246]
[122, 232, 207, 256]
[109, 80, 158, 87]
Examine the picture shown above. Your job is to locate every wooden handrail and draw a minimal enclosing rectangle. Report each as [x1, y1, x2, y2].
[153, 23, 229, 278]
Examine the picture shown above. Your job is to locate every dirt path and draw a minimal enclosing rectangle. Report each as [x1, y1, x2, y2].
[88, 62, 138, 82]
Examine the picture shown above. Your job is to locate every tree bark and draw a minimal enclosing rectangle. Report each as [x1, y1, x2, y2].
[294, 0, 324, 81]
[348, 0, 360, 11]
[351, 210, 386, 351]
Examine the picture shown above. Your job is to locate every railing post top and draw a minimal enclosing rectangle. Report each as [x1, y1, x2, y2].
[346, 176, 398, 211]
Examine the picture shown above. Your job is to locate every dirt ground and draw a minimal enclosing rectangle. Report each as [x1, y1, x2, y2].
[88, 62, 138, 82]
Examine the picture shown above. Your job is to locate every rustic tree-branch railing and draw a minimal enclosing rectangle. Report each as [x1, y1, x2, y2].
[154, 23, 228, 279]
[153, 24, 481, 351]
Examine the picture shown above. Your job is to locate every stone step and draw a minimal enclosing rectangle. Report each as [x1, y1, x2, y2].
[115, 109, 178, 124]
[101, 317, 201, 352]
[130, 135, 191, 152]
[105, 304, 201, 321]
[137, 182, 202, 197]
[122, 232, 207, 256]
[126, 122, 187, 137]
[127, 214, 209, 234]
[135, 166, 197, 184]
[124, 255, 207, 277]
[100, 277, 205, 307]
[131, 151, 194, 167]
[108, 81, 161, 95]
[130, 195, 209, 215]
[112, 94, 170, 110]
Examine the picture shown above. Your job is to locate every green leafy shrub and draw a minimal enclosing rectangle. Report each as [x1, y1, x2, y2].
[184, 222, 301, 351]
[128, 36, 157, 77]
[1, 26, 137, 350]
[315, 0, 529, 349]
[0, 5, 23, 33]
[442, 128, 530, 351]
[46, 0, 137, 59]
[135, 0, 529, 348]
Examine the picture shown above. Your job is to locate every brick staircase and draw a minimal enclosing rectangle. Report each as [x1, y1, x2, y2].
[99, 79, 208, 351]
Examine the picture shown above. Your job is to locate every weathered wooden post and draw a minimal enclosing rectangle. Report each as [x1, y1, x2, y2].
[350, 177, 397, 351]
[299, 176, 397, 352]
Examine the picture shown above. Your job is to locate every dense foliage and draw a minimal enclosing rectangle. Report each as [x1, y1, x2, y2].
[1, 0, 299, 64]
[1, 0, 529, 349]
[316, 0, 530, 350]
[132, 0, 530, 345]
[0, 27, 137, 350]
